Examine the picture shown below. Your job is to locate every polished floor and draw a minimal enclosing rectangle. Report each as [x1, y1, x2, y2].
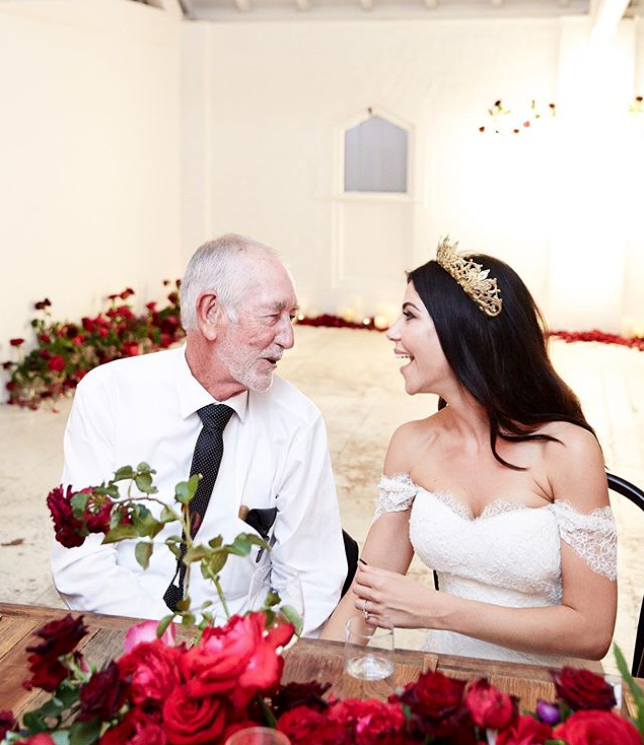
[1, 326, 642, 673]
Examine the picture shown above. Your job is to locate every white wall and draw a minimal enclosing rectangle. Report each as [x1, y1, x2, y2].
[182, 16, 644, 331]
[0, 0, 182, 385]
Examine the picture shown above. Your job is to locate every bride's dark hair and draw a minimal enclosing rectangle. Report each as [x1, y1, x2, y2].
[408, 254, 595, 470]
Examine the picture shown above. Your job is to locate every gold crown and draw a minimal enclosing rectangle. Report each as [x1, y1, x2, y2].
[435, 237, 502, 317]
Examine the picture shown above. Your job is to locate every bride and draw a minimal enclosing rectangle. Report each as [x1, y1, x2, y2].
[321, 238, 617, 666]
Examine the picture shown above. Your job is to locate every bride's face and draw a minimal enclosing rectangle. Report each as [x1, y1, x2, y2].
[386, 281, 453, 396]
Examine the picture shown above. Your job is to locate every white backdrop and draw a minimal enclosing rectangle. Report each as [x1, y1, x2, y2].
[1, 2, 643, 392]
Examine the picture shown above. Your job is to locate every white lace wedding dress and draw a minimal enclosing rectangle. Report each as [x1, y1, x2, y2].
[376, 474, 617, 666]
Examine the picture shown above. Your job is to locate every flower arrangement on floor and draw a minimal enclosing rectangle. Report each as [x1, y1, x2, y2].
[3, 281, 184, 410]
[2, 466, 644, 744]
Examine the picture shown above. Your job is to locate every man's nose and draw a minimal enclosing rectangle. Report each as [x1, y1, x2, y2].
[276, 317, 295, 349]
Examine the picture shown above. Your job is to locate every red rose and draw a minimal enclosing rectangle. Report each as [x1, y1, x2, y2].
[9, 338, 25, 347]
[34, 298, 52, 310]
[78, 662, 126, 721]
[100, 710, 166, 745]
[398, 670, 465, 720]
[146, 301, 157, 312]
[118, 639, 182, 707]
[272, 680, 332, 717]
[0, 711, 16, 741]
[82, 317, 96, 333]
[37, 333, 51, 344]
[82, 490, 114, 535]
[464, 678, 517, 730]
[496, 714, 553, 745]
[162, 684, 227, 745]
[47, 354, 65, 372]
[47, 485, 85, 548]
[16, 735, 56, 745]
[554, 667, 616, 711]
[182, 613, 293, 706]
[23, 614, 88, 692]
[26, 614, 87, 660]
[396, 671, 474, 743]
[554, 710, 640, 745]
[278, 706, 345, 745]
[331, 698, 407, 745]
[122, 342, 140, 356]
[72, 334, 85, 346]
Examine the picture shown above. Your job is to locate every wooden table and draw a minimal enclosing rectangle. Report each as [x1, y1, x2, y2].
[0, 602, 635, 718]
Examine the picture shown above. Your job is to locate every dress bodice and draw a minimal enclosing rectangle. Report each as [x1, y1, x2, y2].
[376, 473, 617, 666]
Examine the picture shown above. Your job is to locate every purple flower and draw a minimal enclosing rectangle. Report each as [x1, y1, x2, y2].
[536, 699, 561, 725]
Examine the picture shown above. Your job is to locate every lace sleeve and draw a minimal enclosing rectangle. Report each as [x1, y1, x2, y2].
[374, 473, 418, 521]
[552, 501, 617, 581]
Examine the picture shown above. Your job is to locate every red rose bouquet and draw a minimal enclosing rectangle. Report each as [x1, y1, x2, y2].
[3, 465, 644, 745]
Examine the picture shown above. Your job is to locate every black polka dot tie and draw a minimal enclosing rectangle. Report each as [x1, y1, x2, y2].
[163, 403, 235, 612]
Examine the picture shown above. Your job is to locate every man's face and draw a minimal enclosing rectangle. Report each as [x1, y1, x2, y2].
[216, 259, 297, 392]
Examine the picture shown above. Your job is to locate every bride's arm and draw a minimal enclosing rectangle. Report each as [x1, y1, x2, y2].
[320, 509, 414, 640]
[352, 425, 617, 660]
[321, 425, 417, 641]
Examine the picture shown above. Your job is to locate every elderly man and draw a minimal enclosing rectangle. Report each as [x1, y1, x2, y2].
[51, 234, 347, 635]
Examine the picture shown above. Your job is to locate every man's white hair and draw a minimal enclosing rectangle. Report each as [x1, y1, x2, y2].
[180, 233, 280, 330]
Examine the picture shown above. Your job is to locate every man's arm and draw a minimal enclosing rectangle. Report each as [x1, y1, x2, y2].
[271, 413, 347, 636]
[51, 374, 170, 619]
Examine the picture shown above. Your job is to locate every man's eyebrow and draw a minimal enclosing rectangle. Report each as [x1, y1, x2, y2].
[264, 301, 299, 312]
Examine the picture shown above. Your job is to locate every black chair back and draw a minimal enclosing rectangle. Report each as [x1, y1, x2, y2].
[606, 472, 644, 678]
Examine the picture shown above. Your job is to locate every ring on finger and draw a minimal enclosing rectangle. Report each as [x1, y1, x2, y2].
[362, 598, 369, 617]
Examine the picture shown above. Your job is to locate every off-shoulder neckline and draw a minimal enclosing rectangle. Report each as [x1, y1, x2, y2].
[380, 472, 612, 523]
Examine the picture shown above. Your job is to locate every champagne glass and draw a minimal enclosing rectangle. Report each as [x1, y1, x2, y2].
[246, 561, 305, 637]
[344, 614, 395, 680]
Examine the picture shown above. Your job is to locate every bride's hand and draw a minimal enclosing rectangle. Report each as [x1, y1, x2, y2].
[352, 563, 439, 629]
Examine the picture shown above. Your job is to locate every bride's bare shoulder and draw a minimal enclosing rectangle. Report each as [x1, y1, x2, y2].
[384, 411, 445, 474]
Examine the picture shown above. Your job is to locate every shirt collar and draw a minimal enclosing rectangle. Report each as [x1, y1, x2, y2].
[175, 344, 248, 423]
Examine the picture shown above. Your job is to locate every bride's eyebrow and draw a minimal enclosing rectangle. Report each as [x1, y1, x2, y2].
[402, 302, 421, 312]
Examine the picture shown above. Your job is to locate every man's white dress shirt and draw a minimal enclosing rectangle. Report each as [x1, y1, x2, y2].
[51, 346, 346, 635]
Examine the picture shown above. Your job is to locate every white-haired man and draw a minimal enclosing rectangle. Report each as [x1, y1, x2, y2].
[51, 234, 347, 635]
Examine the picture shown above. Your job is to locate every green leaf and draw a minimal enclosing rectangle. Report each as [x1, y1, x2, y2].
[70, 492, 90, 515]
[136, 462, 156, 475]
[181, 612, 196, 627]
[279, 604, 303, 636]
[176, 597, 191, 612]
[92, 484, 119, 499]
[167, 541, 182, 559]
[175, 477, 198, 505]
[208, 535, 224, 549]
[132, 508, 163, 538]
[263, 590, 280, 608]
[102, 524, 139, 544]
[52, 732, 71, 745]
[113, 465, 136, 481]
[157, 614, 175, 637]
[160, 505, 179, 524]
[225, 533, 267, 557]
[22, 711, 48, 732]
[134, 471, 157, 495]
[204, 552, 227, 575]
[134, 541, 153, 570]
[184, 545, 208, 564]
[69, 716, 102, 745]
[614, 643, 644, 737]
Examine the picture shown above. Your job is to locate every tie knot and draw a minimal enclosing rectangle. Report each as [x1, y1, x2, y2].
[197, 403, 235, 433]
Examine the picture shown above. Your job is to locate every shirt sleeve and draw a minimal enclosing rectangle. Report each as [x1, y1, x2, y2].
[271, 413, 347, 637]
[374, 473, 418, 521]
[552, 500, 618, 581]
[50, 374, 170, 620]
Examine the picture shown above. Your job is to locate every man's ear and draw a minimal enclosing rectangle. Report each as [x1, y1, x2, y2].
[195, 291, 222, 341]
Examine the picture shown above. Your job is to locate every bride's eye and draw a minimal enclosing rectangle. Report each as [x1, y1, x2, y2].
[403, 310, 414, 321]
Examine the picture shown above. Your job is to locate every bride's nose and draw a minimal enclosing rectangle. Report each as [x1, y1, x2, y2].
[386, 318, 401, 341]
